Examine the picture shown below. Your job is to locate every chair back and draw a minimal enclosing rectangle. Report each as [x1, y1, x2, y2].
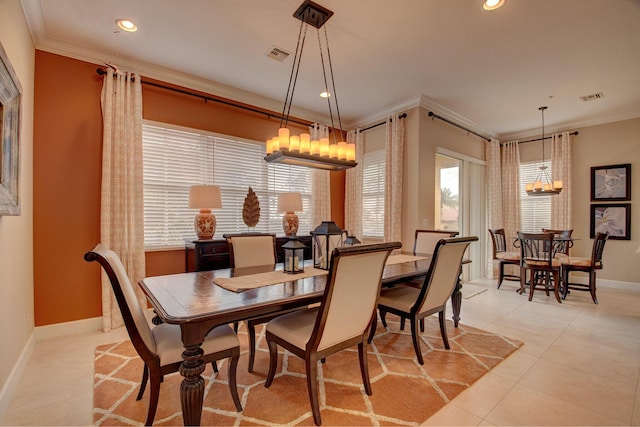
[542, 228, 574, 256]
[518, 232, 556, 268]
[416, 236, 477, 315]
[488, 228, 508, 257]
[413, 229, 458, 255]
[591, 232, 609, 267]
[310, 241, 402, 352]
[225, 233, 277, 268]
[84, 244, 157, 356]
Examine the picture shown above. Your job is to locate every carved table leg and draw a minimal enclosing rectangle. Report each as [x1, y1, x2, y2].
[451, 270, 462, 328]
[179, 344, 205, 426]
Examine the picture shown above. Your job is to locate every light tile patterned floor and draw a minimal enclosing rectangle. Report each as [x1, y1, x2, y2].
[2, 278, 640, 426]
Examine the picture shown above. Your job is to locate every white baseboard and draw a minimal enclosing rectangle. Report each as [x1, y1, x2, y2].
[34, 316, 104, 340]
[0, 330, 35, 421]
[569, 276, 640, 291]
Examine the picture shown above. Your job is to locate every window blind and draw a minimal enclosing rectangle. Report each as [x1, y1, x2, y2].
[362, 149, 385, 238]
[519, 160, 552, 232]
[143, 123, 312, 249]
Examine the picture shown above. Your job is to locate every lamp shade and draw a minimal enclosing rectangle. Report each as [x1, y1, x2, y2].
[188, 185, 222, 209]
[277, 192, 302, 213]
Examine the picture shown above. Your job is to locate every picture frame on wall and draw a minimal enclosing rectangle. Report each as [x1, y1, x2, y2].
[590, 203, 631, 240]
[0, 41, 23, 216]
[591, 163, 631, 201]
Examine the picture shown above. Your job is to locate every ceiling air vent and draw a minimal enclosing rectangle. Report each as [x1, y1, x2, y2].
[266, 46, 291, 62]
[580, 92, 604, 102]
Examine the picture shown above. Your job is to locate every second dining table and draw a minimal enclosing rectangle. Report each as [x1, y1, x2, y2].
[139, 253, 466, 426]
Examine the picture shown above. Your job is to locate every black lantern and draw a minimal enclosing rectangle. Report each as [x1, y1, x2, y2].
[282, 234, 306, 274]
[343, 234, 361, 246]
[311, 221, 343, 270]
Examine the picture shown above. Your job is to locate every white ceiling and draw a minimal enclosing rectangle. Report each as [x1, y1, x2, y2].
[20, 0, 640, 139]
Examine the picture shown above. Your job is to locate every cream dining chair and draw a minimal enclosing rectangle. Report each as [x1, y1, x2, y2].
[224, 233, 293, 373]
[368, 236, 477, 365]
[264, 241, 401, 426]
[84, 244, 242, 425]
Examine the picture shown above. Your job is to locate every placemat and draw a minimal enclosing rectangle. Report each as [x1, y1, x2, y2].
[213, 268, 328, 292]
[385, 254, 429, 265]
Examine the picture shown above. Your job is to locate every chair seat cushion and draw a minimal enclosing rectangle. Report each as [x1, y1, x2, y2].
[266, 307, 319, 351]
[153, 323, 239, 366]
[378, 286, 421, 312]
[496, 251, 520, 261]
[560, 256, 599, 267]
[524, 258, 561, 268]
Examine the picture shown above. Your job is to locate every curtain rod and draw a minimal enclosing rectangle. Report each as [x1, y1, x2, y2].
[358, 113, 407, 132]
[516, 131, 579, 144]
[96, 68, 312, 127]
[427, 111, 491, 141]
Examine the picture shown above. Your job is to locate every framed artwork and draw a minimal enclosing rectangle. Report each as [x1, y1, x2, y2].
[591, 164, 631, 201]
[590, 203, 631, 240]
[0, 41, 23, 216]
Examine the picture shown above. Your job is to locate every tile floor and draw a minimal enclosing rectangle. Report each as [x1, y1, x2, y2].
[2, 278, 640, 426]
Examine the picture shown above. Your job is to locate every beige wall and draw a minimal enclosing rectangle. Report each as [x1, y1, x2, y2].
[0, 0, 35, 404]
[570, 118, 640, 284]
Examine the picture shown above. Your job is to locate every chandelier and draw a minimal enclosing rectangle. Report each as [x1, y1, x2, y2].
[264, 0, 357, 171]
[525, 106, 563, 196]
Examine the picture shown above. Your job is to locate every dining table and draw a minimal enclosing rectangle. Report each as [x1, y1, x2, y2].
[139, 253, 466, 426]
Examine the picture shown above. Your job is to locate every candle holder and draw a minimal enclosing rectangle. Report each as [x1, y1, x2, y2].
[282, 234, 306, 274]
[311, 221, 343, 270]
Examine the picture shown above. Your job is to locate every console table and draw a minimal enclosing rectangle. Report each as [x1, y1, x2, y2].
[185, 235, 313, 272]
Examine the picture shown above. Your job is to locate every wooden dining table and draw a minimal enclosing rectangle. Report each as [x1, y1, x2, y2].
[138, 254, 466, 426]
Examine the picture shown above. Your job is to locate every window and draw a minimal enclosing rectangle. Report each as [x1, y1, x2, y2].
[143, 122, 312, 249]
[361, 149, 385, 238]
[435, 154, 461, 232]
[519, 160, 551, 232]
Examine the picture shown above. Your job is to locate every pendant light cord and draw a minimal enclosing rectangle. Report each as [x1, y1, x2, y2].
[280, 13, 308, 128]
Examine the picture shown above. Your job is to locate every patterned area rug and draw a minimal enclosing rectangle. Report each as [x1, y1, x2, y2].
[94, 316, 522, 426]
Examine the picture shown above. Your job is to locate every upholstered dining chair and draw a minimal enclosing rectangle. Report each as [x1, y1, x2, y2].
[263, 241, 401, 426]
[224, 233, 280, 372]
[413, 229, 459, 255]
[560, 232, 609, 304]
[84, 244, 242, 426]
[488, 228, 521, 289]
[368, 236, 477, 365]
[517, 232, 562, 303]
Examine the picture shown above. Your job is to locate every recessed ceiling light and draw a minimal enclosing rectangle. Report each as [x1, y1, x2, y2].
[320, 91, 331, 98]
[115, 18, 138, 32]
[483, 0, 506, 11]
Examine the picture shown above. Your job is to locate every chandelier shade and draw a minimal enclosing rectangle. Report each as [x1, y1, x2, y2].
[263, 0, 357, 171]
[525, 106, 563, 196]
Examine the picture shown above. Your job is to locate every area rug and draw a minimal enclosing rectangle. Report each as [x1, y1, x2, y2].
[94, 316, 522, 426]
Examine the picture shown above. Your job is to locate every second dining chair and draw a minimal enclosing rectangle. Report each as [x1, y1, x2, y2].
[368, 236, 477, 365]
[517, 231, 562, 303]
[264, 241, 401, 426]
[488, 228, 521, 289]
[84, 244, 242, 426]
[224, 233, 280, 372]
[560, 231, 609, 304]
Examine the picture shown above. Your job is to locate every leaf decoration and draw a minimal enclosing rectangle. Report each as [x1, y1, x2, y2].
[242, 186, 260, 227]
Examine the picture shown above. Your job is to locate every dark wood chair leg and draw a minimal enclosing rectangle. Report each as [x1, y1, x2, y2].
[419, 318, 425, 333]
[306, 356, 322, 426]
[212, 361, 218, 373]
[410, 317, 424, 365]
[357, 341, 373, 395]
[247, 321, 257, 373]
[590, 271, 599, 304]
[380, 309, 388, 328]
[399, 316, 406, 330]
[552, 270, 562, 303]
[498, 262, 505, 289]
[561, 267, 569, 300]
[227, 354, 243, 412]
[438, 311, 450, 349]
[145, 369, 161, 426]
[136, 364, 149, 400]
[367, 311, 377, 343]
[264, 338, 278, 388]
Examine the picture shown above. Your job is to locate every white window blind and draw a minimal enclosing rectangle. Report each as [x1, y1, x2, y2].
[143, 123, 312, 249]
[519, 160, 552, 232]
[362, 149, 385, 238]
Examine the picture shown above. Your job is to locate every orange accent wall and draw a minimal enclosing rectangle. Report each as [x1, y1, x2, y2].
[33, 51, 345, 326]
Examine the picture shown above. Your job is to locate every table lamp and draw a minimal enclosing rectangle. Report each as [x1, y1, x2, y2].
[189, 185, 222, 240]
[278, 192, 302, 236]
